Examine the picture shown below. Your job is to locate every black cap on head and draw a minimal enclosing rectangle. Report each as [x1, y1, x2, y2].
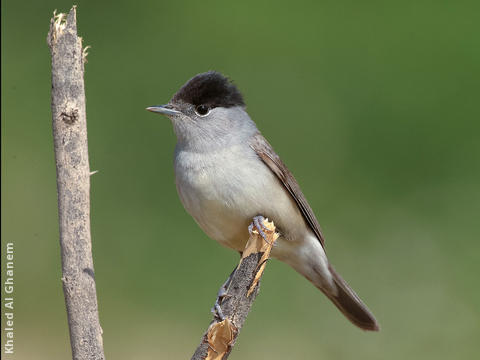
[172, 71, 245, 108]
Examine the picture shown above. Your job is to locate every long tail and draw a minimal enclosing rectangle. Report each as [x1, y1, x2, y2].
[280, 237, 379, 331]
[320, 264, 380, 331]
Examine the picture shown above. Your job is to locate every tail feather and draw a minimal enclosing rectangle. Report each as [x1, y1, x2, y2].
[321, 265, 380, 331]
[283, 238, 379, 331]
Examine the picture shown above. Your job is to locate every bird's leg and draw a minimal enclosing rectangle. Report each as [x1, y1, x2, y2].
[212, 265, 237, 321]
[248, 215, 271, 245]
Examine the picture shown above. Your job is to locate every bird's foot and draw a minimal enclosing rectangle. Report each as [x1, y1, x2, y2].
[212, 287, 228, 321]
[248, 215, 271, 245]
[211, 266, 237, 321]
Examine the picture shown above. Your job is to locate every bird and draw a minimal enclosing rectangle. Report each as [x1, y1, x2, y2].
[147, 71, 379, 331]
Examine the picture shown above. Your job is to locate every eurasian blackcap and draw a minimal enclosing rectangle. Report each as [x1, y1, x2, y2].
[147, 71, 379, 331]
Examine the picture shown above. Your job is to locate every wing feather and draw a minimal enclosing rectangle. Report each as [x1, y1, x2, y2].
[250, 133, 326, 248]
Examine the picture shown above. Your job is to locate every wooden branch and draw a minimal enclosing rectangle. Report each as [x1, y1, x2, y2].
[191, 219, 278, 360]
[47, 7, 105, 360]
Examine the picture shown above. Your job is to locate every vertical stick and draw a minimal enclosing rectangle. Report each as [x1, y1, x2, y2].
[47, 7, 105, 360]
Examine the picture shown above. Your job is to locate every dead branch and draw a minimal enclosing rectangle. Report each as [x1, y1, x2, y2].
[47, 6, 105, 360]
[191, 219, 278, 360]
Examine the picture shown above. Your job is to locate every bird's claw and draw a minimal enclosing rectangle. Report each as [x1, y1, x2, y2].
[212, 286, 229, 320]
[248, 215, 272, 245]
[212, 299, 226, 321]
[211, 267, 237, 321]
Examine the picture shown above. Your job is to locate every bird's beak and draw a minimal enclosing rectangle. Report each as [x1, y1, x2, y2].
[146, 104, 180, 116]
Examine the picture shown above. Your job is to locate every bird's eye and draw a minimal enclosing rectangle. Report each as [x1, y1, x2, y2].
[195, 105, 210, 116]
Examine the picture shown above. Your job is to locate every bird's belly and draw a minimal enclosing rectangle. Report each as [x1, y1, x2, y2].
[188, 198, 250, 251]
[175, 148, 308, 252]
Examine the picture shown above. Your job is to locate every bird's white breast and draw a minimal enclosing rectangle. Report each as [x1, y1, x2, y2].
[174, 143, 309, 252]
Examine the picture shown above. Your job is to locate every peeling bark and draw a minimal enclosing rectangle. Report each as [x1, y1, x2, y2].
[191, 220, 278, 360]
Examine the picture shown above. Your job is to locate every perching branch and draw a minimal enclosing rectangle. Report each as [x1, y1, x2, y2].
[47, 7, 105, 360]
[191, 219, 278, 360]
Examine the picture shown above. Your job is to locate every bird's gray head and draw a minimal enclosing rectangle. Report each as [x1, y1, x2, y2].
[147, 71, 258, 151]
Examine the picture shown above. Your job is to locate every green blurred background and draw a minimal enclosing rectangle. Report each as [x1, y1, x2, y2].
[2, 0, 479, 359]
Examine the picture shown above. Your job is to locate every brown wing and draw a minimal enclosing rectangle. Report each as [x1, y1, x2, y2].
[250, 133, 326, 249]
